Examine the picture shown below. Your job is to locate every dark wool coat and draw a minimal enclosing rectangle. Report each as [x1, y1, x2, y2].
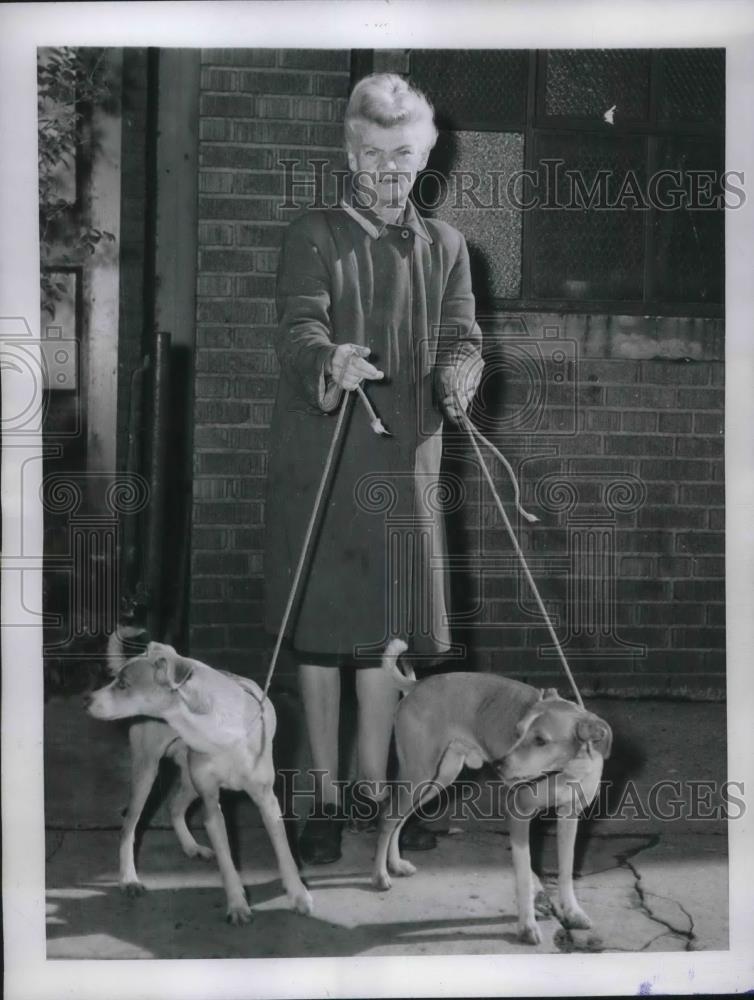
[263, 199, 482, 661]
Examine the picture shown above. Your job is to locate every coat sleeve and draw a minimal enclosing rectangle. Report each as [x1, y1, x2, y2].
[274, 216, 343, 413]
[434, 233, 484, 419]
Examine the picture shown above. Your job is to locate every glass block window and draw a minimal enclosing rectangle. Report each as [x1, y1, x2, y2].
[416, 130, 524, 300]
[652, 136, 724, 303]
[543, 49, 651, 122]
[529, 132, 646, 301]
[410, 50, 528, 130]
[658, 49, 725, 126]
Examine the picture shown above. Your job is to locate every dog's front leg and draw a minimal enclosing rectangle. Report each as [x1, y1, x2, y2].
[192, 762, 252, 925]
[556, 814, 591, 929]
[119, 744, 161, 895]
[508, 815, 541, 945]
[168, 745, 214, 861]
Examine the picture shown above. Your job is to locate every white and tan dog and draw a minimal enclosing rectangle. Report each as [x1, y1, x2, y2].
[372, 640, 612, 945]
[87, 639, 313, 925]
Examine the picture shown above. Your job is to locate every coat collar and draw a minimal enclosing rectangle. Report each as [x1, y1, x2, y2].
[339, 188, 433, 244]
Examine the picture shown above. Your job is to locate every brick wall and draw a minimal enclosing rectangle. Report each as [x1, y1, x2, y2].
[191, 49, 350, 675]
[443, 351, 725, 697]
[189, 50, 725, 696]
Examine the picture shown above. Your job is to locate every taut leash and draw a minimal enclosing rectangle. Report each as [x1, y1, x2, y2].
[262, 390, 354, 700]
[454, 391, 585, 709]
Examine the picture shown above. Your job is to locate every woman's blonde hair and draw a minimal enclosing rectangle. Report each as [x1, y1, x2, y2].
[344, 73, 438, 153]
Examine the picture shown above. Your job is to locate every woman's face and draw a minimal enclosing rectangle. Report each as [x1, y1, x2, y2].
[347, 122, 431, 215]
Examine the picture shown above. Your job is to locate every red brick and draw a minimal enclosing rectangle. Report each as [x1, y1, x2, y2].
[638, 603, 705, 624]
[675, 531, 724, 554]
[606, 434, 673, 456]
[673, 579, 724, 601]
[195, 400, 250, 424]
[202, 48, 277, 68]
[200, 67, 238, 91]
[693, 556, 725, 575]
[200, 118, 234, 141]
[200, 196, 275, 221]
[235, 275, 277, 298]
[637, 507, 705, 529]
[198, 222, 234, 245]
[621, 411, 657, 432]
[605, 385, 677, 409]
[693, 412, 724, 434]
[616, 530, 673, 554]
[278, 50, 350, 71]
[585, 410, 621, 432]
[193, 551, 249, 574]
[640, 361, 710, 385]
[193, 501, 261, 526]
[708, 510, 725, 530]
[233, 120, 312, 145]
[677, 387, 724, 409]
[671, 627, 726, 649]
[657, 556, 692, 577]
[676, 436, 724, 458]
[199, 171, 234, 194]
[236, 223, 285, 247]
[239, 70, 313, 94]
[201, 145, 273, 170]
[194, 375, 230, 397]
[620, 556, 655, 576]
[679, 484, 725, 505]
[231, 376, 278, 399]
[658, 412, 693, 433]
[232, 172, 285, 196]
[197, 299, 275, 324]
[640, 459, 712, 481]
[196, 452, 268, 476]
[200, 94, 254, 117]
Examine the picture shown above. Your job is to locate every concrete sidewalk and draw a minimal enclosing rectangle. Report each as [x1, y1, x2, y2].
[44, 695, 729, 958]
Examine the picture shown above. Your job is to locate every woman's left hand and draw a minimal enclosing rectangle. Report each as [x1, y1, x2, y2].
[441, 354, 484, 423]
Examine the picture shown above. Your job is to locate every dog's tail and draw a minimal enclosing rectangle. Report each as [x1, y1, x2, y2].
[106, 626, 146, 676]
[381, 639, 415, 693]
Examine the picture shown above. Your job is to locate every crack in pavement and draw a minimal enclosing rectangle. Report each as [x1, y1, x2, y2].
[616, 834, 697, 951]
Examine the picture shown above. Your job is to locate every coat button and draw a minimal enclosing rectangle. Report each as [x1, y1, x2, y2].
[400, 229, 410, 239]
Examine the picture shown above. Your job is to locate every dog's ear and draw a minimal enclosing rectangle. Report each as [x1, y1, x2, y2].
[153, 655, 193, 691]
[541, 687, 561, 701]
[576, 715, 613, 759]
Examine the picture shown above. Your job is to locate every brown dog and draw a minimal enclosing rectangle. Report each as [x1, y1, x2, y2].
[372, 640, 612, 945]
[87, 639, 313, 924]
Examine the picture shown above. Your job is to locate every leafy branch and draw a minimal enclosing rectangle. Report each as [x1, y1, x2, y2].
[38, 47, 117, 317]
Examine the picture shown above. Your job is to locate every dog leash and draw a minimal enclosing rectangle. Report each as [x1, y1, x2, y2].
[454, 391, 585, 710]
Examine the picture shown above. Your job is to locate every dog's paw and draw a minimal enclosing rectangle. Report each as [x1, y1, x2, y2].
[562, 905, 592, 930]
[290, 887, 314, 916]
[388, 858, 416, 878]
[120, 880, 147, 898]
[186, 843, 215, 861]
[517, 919, 542, 946]
[372, 871, 392, 891]
[225, 900, 254, 925]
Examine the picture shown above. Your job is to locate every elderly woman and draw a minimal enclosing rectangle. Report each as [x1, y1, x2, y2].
[264, 73, 483, 863]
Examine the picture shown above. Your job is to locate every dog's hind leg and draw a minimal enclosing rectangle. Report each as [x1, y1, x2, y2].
[244, 773, 313, 917]
[191, 760, 253, 925]
[372, 743, 467, 890]
[167, 743, 214, 861]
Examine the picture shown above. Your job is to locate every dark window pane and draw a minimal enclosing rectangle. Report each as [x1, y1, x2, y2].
[544, 49, 651, 121]
[410, 50, 528, 130]
[418, 130, 524, 300]
[658, 49, 725, 127]
[529, 131, 646, 301]
[652, 136, 724, 304]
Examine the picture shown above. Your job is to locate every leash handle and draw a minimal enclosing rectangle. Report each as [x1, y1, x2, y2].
[455, 393, 585, 709]
[262, 391, 353, 700]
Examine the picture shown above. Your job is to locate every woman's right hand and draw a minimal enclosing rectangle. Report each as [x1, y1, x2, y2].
[327, 343, 384, 390]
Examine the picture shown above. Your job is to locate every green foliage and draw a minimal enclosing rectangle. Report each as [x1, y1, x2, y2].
[38, 48, 117, 317]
